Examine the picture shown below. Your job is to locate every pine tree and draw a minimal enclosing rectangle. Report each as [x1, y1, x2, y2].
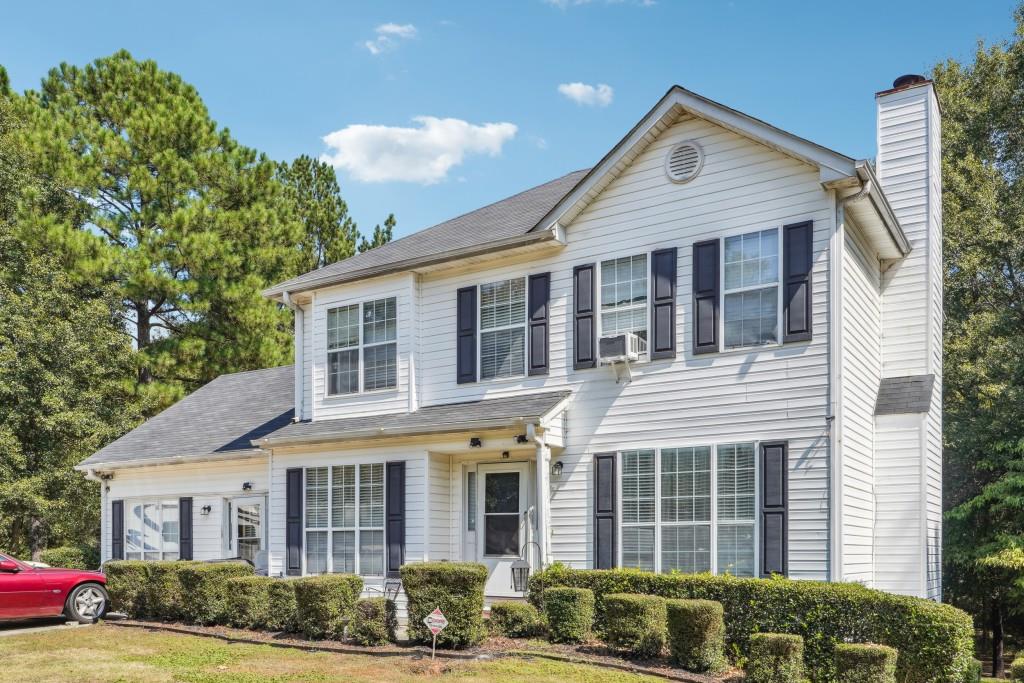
[358, 213, 396, 253]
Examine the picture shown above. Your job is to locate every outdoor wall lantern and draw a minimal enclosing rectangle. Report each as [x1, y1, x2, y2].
[514, 434, 529, 445]
[200, 505, 212, 516]
[242, 481, 253, 491]
[511, 541, 542, 593]
[550, 460, 564, 478]
[469, 437, 482, 448]
[501, 451, 510, 459]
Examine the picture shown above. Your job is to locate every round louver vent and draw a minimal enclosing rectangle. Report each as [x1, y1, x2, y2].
[665, 141, 704, 183]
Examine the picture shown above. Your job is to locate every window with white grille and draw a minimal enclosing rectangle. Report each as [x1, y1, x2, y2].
[618, 443, 757, 576]
[723, 229, 779, 349]
[326, 297, 397, 395]
[479, 278, 526, 380]
[304, 463, 385, 576]
[600, 253, 649, 343]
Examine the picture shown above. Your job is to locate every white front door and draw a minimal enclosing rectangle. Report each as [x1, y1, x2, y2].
[476, 463, 530, 597]
[227, 496, 266, 571]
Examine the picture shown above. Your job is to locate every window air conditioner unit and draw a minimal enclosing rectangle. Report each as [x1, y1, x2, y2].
[599, 332, 646, 365]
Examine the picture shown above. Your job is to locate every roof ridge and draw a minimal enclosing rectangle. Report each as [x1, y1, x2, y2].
[207, 364, 295, 381]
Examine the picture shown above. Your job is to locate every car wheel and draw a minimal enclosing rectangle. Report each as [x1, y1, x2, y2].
[65, 583, 108, 623]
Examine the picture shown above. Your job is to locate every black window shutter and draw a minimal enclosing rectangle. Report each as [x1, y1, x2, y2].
[456, 286, 477, 384]
[286, 468, 303, 576]
[692, 239, 720, 355]
[650, 247, 678, 360]
[760, 441, 788, 577]
[179, 497, 193, 561]
[110, 500, 124, 560]
[385, 461, 406, 578]
[573, 264, 596, 370]
[593, 452, 617, 569]
[783, 221, 813, 343]
[528, 272, 551, 376]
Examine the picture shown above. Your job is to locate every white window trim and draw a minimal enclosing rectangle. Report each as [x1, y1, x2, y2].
[123, 498, 180, 561]
[616, 443, 760, 576]
[325, 297, 398, 397]
[302, 464, 385, 578]
[476, 276, 528, 382]
[595, 251, 652, 361]
[718, 226, 783, 353]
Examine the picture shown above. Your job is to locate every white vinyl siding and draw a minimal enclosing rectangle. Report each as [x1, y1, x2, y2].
[599, 254, 649, 343]
[723, 228, 779, 349]
[125, 500, 179, 561]
[304, 463, 385, 576]
[326, 297, 397, 396]
[479, 278, 526, 380]
[619, 443, 756, 577]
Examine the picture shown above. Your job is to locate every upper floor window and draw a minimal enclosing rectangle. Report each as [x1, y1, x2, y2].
[600, 254, 648, 343]
[326, 297, 397, 395]
[723, 229, 779, 349]
[479, 278, 526, 380]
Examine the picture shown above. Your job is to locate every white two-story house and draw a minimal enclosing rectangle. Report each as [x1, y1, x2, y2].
[78, 74, 943, 602]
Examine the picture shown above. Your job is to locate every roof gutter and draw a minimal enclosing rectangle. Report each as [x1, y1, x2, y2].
[854, 160, 910, 256]
[264, 225, 564, 300]
[74, 448, 268, 473]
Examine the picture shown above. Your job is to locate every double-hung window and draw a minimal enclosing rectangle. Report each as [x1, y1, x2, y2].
[326, 297, 397, 395]
[600, 254, 649, 343]
[618, 443, 756, 576]
[304, 463, 385, 576]
[479, 278, 526, 380]
[125, 500, 180, 561]
[723, 228, 780, 349]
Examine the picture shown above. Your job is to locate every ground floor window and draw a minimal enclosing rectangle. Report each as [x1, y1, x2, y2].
[125, 500, 180, 560]
[619, 443, 756, 576]
[304, 463, 384, 576]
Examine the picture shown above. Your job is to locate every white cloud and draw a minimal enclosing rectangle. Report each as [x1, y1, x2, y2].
[558, 82, 614, 107]
[364, 23, 417, 55]
[321, 116, 518, 185]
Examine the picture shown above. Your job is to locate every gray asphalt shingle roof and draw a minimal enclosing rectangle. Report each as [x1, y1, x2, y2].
[257, 391, 572, 446]
[874, 375, 935, 415]
[78, 366, 295, 468]
[266, 169, 589, 296]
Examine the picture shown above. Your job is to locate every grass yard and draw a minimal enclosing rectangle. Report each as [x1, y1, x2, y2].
[0, 624, 667, 683]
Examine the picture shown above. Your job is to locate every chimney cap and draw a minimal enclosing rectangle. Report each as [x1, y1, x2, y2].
[892, 74, 928, 89]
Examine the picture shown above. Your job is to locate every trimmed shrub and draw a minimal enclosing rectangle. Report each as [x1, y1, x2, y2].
[267, 578, 299, 632]
[293, 574, 364, 639]
[349, 598, 397, 646]
[1011, 656, 1024, 682]
[39, 545, 100, 570]
[746, 633, 805, 683]
[145, 561, 197, 621]
[177, 561, 254, 625]
[225, 576, 273, 629]
[402, 562, 487, 648]
[835, 643, 897, 683]
[527, 566, 974, 682]
[665, 599, 726, 673]
[542, 587, 594, 644]
[964, 658, 981, 683]
[103, 560, 150, 616]
[600, 593, 667, 658]
[489, 601, 544, 638]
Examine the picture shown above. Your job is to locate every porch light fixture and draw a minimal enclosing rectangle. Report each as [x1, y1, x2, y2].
[242, 481, 253, 491]
[514, 434, 529, 445]
[501, 451, 510, 459]
[200, 505, 212, 516]
[511, 541, 542, 593]
[469, 437, 482, 448]
[384, 579, 402, 602]
[551, 460, 563, 477]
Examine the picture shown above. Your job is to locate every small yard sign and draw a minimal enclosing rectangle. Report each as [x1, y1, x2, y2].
[423, 607, 448, 659]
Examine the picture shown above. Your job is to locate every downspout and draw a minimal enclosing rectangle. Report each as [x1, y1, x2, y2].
[527, 422, 550, 570]
[85, 469, 108, 563]
[282, 291, 304, 423]
[828, 179, 871, 582]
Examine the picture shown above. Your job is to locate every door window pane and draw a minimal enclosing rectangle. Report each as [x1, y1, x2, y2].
[466, 471, 477, 531]
[483, 472, 520, 556]
[485, 473, 520, 514]
[484, 515, 519, 556]
[236, 504, 261, 563]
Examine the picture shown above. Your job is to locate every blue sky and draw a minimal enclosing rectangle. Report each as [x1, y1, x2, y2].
[0, 0, 1015, 240]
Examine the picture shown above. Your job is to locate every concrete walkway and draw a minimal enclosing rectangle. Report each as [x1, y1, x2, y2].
[0, 618, 90, 637]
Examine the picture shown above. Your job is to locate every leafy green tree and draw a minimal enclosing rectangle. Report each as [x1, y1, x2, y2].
[358, 213, 396, 253]
[13, 50, 301, 410]
[934, 4, 1024, 675]
[277, 154, 359, 272]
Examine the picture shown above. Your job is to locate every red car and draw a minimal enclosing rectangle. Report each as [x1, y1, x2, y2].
[0, 552, 108, 623]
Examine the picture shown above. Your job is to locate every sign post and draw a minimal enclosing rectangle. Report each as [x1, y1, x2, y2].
[422, 607, 449, 660]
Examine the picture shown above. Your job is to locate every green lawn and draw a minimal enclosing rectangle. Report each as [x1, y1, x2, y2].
[0, 624, 666, 683]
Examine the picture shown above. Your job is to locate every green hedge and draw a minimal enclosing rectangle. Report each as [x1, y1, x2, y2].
[178, 562, 254, 625]
[489, 601, 544, 638]
[527, 566, 974, 682]
[267, 579, 299, 632]
[40, 545, 100, 570]
[145, 561, 197, 621]
[665, 599, 726, 673]
[835, 643, 897, 683]
[746, 633, 805, 683]
[349, 598, 397, 646]
[293, 574, 364, 639]
[103, 560, 150, 616]
[600, 593, 666, 657]
[225, 576, 274, 629]
[401, 562, 487, 648]
[1011, 656, 1024, 682]
[543, 587, 594, 644]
